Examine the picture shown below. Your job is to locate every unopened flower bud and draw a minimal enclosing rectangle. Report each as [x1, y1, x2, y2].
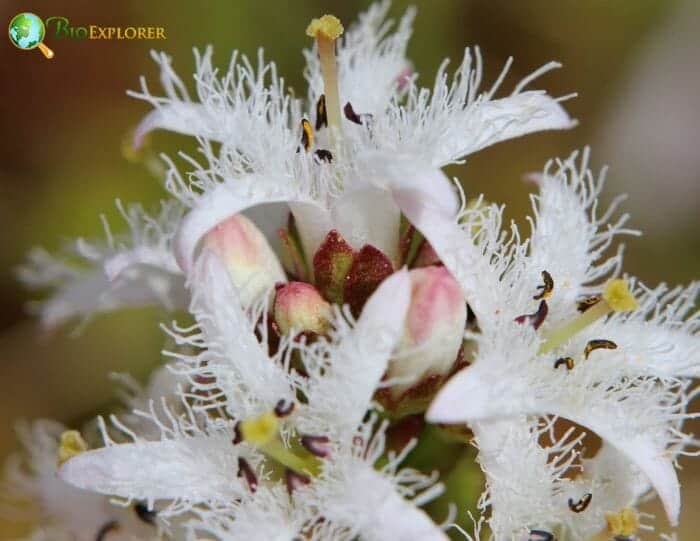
[389, 266, 466, 390]
[203, 214, 286, 305]
[274, 282, 332, 335]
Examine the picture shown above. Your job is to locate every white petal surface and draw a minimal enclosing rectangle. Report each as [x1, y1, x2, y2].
[320, 460, 447, 541]
[301, 269, 411, 435]
[428, 365, 682, 524]
[175, 177, 318, 274]
[59, 435, 244, 504]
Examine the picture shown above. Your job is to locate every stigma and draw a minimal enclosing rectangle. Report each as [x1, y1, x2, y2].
[539, 278, 637, 355]
[306, 14, 344, 146]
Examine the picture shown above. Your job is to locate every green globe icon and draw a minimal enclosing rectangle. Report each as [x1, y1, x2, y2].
[8, 12, 54, 58]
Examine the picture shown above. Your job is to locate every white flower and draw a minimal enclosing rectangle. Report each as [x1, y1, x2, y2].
[126, 1, 572, 276]
[23, 3, 698, 541]
[2, 420, 158, 541]
[59, 271, 448, 539]
[425, 150, 700, 536]
[18, 200, 186, 329]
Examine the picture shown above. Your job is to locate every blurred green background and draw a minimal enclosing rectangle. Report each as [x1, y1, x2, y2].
[1, 0, 698, 538]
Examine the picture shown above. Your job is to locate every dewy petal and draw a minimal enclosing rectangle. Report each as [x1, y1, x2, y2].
[427, 365, 682, 524]
[59, 434, 245, 504]
[302, 269, 411, 434]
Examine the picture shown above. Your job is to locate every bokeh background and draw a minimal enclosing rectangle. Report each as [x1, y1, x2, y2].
[1, 0, 698, 538]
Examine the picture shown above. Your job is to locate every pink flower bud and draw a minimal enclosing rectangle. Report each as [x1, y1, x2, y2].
[203, 214, 286, 305]
[274, 282, 332, 335]
[389, 266, 466, 390]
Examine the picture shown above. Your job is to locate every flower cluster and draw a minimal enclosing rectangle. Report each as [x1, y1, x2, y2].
[8, 2, 698, 541]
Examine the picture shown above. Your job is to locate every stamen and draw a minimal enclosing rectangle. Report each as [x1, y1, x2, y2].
[274, 399, 296, 418]
[237, 457, 258, 493]
[301, 434, 331, 458]
[285, 468, 311, 495]
[315, 94, 328, 130]
[313, 149, 333, 163]
[344, 102, 373, 126]
[533, 270, 554, 300]
[554, 357, 574, 370]
[584, 339, 617, 359]
[134, 502, 157, 525]
[300, 119, 313, 152]
[528, 530, 555, 541]
[539, 279, 636, 355]
[306, 15, 344, 145]
[604, 508, 639, 538]
[514, 300, 549, 330]
[577, 295, 601, 313]
[232, 422, 243, 445]
[568, 492, 592, 513]
[58, 430, 88, 466]
[344, 102, 362, 124]
[95, 521, 120, 541]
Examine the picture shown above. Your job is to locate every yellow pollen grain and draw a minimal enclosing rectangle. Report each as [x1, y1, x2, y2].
[58, 430, 88, 466]
[240, 411, 279, 446]
[605, 508, 639, 537]
[603, 279, 638, 312]
[306, 15, 344, 40]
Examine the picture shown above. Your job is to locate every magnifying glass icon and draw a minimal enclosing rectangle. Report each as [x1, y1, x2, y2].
[8, 13, 55, 59]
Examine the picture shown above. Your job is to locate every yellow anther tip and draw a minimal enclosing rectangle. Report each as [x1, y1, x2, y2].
[58, 430, 87, 466]
[603, 279, 638, 312]
[240, 411, 279, 446]
[306, 15, 344, 40]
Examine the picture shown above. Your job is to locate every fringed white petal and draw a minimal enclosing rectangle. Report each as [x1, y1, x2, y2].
[185, 487, 301, 541]
[60, 434, 245, 505]
[300, 269, 411, 435]
[18, 201, 186, 329]
[133, 102, 226, 148]
[130, 48, 299, 149]
[319, 461, 447, 541]
[171, 252, 295, 418]
[601, 281, 700, 378]
[376, 158, 505, 325]
[527, 149, 638, 319]
[428, 364, 683, 524]
[378, 49, 575, 167]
